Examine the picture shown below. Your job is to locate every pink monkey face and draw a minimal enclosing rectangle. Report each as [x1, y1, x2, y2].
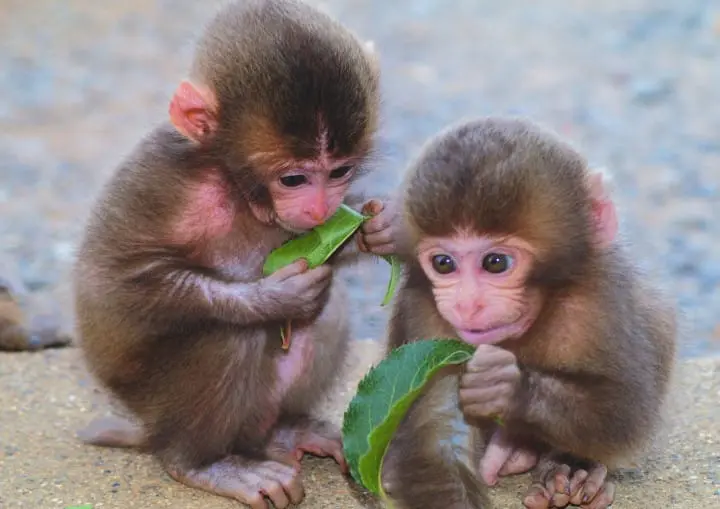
[417, 233, 543, 346]
[267, 164, 355, 232]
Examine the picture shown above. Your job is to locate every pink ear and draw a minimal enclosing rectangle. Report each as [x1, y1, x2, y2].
[587, 172, 618, 248]
[168, 80, 218, 142]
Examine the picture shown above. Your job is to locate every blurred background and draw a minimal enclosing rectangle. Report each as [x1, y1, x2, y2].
[1, 0, 719, 358]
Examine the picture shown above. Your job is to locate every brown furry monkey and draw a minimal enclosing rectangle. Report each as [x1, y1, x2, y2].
[73, 1, 395, 507]
[379, 116, 676, 509]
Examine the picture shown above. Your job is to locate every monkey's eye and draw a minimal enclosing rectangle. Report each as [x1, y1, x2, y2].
[431, 254, 456, 274]
[482, 253, 513, 274]
[279, 174, 308, 188]
[329, 165, 353, 180]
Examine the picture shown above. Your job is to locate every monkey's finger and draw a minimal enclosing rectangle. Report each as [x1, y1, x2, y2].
[255, 461, 305, 507]
[258, 479, 290, 509]
[467, 344, 516, 370]
[271, 259, 310, 280]
[355, 233, 369, 253]
[583, 481, 615, 509]
[461, 366, 519, 387]
[296, 264, 333, 287]
[567, 469, 589, 505]
[361, 199, 384, 217]
[548, 463, 571, 507]
[577, 463, 608, 505]
[364, 240, 395, 256]
[361, 214, 390, 236]
[458, 385, 512, 412]
[522, 483, 551, 509]
[362, 228, 393, 247]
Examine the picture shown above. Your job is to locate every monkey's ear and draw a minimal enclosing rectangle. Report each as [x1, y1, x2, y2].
[168, 80, 219, 143]
[586, 171, 618, 248]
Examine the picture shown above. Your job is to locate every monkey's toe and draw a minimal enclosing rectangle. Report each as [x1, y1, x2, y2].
[568, 463, 613, 508]
[522, 484, 551, 509]
[582, 481, 615, 509]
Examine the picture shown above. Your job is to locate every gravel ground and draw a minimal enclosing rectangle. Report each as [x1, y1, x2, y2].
[1, 0, 719, 507]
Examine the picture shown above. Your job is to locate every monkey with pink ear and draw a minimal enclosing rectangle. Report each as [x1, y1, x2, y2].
[378, 116, 676, 509]
[72, 1, 401, 508]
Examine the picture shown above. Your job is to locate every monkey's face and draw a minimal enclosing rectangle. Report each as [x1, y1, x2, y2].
[416, 232, 543, 346]
[264, 162, 356, 232]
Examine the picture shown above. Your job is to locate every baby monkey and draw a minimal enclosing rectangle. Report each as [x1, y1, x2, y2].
[74, 1, 393, 508]
[380, 117, 676, 509]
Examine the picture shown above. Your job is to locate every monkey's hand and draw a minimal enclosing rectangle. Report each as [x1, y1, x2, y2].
[258, 259, 333, 320]
[357, 198, 397, 256]
[458, 345, 521, 422]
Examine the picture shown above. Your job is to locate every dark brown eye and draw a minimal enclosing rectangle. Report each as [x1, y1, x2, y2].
[431, 254, 456, 274]
[482, 253, 512, 274]
[329, 165, 353, 180]
[279, 174, 307, 187]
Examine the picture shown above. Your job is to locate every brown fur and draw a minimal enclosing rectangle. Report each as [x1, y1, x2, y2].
[73, 0, 380, 504]
[381, 117, 676, 508]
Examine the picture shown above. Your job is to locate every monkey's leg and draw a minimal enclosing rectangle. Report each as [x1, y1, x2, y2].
[266, 416, 347, 473]
[112, 332, 305, 509]
[523, 454, 615, 509]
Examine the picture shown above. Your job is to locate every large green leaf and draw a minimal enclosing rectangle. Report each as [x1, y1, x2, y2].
[262, 204, 367, 276]
[341, 338, 476, 496]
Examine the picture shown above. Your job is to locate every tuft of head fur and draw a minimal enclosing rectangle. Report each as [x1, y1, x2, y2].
[191, 0, 380, 169]
[400, 116, 599, 288]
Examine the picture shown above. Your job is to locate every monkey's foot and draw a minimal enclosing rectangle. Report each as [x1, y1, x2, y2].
[523, 460, 615, 509]
[77, 415, 145, 449]
[480, 446, 538, 486]
[166, 456, 304, 509]
[267, 419, 347, 473]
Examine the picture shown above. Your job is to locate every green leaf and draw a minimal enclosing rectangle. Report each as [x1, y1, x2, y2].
[379, 254, 401, 307]
[341, 338, 476, 495]
[262, 203, 400, 306]
[65, 505, 93, 509]
[262, 204, 367, 276]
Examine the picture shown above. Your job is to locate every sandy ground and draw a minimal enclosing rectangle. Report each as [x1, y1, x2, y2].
[2, 0, 720, 356]
[0, 342, 718, 509]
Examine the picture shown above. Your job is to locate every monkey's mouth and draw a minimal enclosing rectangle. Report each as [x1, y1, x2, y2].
[456, 321, 528, 346]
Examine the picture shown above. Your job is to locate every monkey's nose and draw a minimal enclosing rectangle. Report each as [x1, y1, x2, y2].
[457, 300, 483, 323]
[307, 205, 329, 224]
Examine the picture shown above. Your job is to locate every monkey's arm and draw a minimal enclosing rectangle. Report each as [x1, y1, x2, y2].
[117, 257, 300, 327]
[507, 367, 648, 461]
